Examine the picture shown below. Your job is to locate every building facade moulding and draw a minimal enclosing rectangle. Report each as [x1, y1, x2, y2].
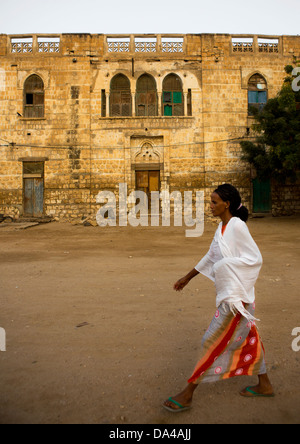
[16, 70, 50, 90]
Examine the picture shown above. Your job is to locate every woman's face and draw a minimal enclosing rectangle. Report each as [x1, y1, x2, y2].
[210, 192, 230, 218]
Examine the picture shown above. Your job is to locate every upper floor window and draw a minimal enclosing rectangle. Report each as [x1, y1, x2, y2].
[163, 74, 184, 116]
[136, 74, 158, 116]
[24, 74, 45, 118]
[248, 74, 268, 115]
[110, 74, 132, 117]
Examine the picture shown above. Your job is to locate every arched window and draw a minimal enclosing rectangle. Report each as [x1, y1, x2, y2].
[162, 74, 183, 116]
[248, 74, 268, 115]
[24, 75, 44, 118]
[110, 74, 132, 117]
[136, 74, 158, 116]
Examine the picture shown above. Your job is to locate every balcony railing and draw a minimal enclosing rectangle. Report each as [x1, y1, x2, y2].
[10, 36, 60, 54]
[232, 37, 280, 54]
[106, 35, 185, 54]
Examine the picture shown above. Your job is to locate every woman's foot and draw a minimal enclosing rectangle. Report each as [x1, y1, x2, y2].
[240, 374, 274, 397]
[163, 383, 197, 411]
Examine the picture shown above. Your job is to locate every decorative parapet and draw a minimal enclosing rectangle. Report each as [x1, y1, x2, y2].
[5, 33, 297, 58]
[11, 37, 33, 54]
[232, 36, 280, 54]
[10, 35, 61, 54]
[105, 35, 185, 55]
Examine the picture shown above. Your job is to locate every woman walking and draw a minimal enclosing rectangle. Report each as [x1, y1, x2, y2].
[163, 184, 274, 413]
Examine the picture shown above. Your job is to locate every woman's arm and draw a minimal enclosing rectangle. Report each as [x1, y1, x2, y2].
[174, 268, 199, 292]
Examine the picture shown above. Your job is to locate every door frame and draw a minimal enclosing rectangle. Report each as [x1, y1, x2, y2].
[252, 177, 272, 214]
[22, 161, 45, 217]
[135, 167, 161, 211]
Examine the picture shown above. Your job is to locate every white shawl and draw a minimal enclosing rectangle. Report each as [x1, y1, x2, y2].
[195, 217, 263, 321]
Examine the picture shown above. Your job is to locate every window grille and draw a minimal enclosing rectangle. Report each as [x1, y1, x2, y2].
[110, 74, 132, 117]
[38, 37, 60, 53]
[162, 37, 184, 53]
[136, 74, 158, 116]
[232, 38, 254, 53]
[162, 74, 184, 116]
[135, 37, 157, 53]
[258, 38, 279, 53]
[11, 37, 33, 54]
[107, 37, 130, 53]
[248, 74, 268, 115]
[24, 75, 45, 118]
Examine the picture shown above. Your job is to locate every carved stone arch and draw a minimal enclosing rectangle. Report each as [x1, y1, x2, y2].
[242, 70, 269, 89]
[247, 72, 268, 89]
[23, 73, 45, 90]
[162, 72, 184, 89]
[135, 141, 161, 164]
[136, 72, 157, 89]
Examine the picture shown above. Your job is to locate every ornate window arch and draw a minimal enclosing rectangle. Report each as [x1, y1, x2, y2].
[110, 74, 132, 117]
[24, 74, 44, 118]
[162, 74, 184, 116]
[136, 74, 158, 116]
[248, 73, 268, 115]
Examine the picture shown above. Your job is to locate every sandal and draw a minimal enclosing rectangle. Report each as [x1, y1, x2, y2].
[240, 386, 275, 398]
[162, 397, 192, 413]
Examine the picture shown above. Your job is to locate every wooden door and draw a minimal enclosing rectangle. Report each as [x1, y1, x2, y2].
[24, 178, 44, 217]
[253, 178, 271, 213]
[136, 170, 160, 209]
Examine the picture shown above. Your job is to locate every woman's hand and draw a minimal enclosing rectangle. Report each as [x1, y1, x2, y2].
[174, 277, 190, 292]
[173, 269, 199, 292]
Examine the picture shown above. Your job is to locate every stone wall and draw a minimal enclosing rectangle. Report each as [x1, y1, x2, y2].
[272, 181, 300, 216]
[0, 33, 299, 221]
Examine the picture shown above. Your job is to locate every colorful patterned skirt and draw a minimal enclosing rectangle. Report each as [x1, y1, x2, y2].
[188, 303, 267, 384]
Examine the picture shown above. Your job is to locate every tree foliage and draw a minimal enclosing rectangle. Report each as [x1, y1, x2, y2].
[240, 63, 300, 183]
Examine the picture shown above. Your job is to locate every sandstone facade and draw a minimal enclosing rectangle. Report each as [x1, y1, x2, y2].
[0, 33, 299, 221]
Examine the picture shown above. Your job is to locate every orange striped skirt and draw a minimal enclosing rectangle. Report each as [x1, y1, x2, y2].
[188, 303, 266, 384]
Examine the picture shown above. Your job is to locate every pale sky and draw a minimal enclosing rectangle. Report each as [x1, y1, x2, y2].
[0, 0, 299, 36]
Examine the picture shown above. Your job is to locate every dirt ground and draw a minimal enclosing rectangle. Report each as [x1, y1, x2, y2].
[0, 216, 299, 424]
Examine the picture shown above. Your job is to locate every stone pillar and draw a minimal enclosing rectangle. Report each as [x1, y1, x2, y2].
[158, 91, 162, 116]
[106, 91, 110, 117]
[131, 92, 136, 116]
[183, 91, 188, 116]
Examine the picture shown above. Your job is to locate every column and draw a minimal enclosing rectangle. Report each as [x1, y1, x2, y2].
[183, 91, 188, 116]
[158, 91, 162, 116]
[106, 91, 110, 117]
[131, 92, 136, 117]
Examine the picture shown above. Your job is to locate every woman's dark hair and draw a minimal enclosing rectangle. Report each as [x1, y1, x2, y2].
[214, 183, 249, 222]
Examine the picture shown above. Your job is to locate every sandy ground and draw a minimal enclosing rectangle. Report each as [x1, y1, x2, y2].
[0, 216, 299, 424]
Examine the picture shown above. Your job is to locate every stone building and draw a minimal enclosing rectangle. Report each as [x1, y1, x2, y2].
[0, 33, 299, 222]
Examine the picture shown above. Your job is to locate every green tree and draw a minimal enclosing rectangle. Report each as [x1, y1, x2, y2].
[241, 63, 300, 183]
